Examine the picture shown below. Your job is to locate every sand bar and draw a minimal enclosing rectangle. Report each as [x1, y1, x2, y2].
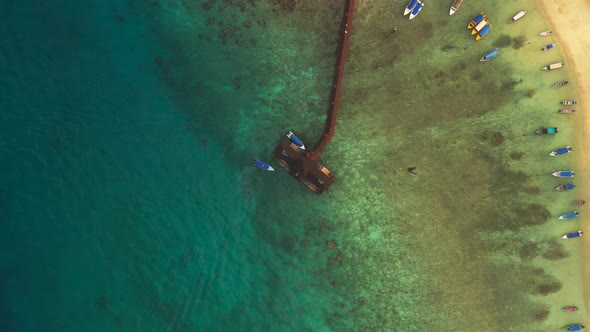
[537, 0, 590, 317]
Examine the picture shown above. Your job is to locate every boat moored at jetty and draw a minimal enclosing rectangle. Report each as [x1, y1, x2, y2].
[553, 81, 569, 88]
[480, 48, 499, 62]
[449, 0, 463, 15]
[467, 12, 486, 29]
[562, 100, 577, 105]
[539, 30, 552, 36]
[475, 24, 492, 41]
[251, 159, 275, 171]
[575, 200, 586, 206]
[559, 108, 576, 114]
[556, 184, 575, 191]
[536, 127, 558, 135]
[558, 211, 579, 220]
[562, 306, 579, 312]
[509, 10, 526, 23]
[409, 1, 424, 20]
[286, 131, 305, 150]
[566, 323, 585, 330]
[550, 146, 572, 156]
[542, 43, 558, 51]
[403, 0, 418, 16]
[542, 62, 563, 71]
[553, 171, 574, 178]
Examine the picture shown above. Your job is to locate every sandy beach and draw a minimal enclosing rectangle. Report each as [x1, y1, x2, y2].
[537, 0, 590, 317]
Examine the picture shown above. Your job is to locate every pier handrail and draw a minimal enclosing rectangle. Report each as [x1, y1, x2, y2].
[306, 0, 355, 161]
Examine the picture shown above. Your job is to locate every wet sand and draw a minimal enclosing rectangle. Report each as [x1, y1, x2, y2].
[537, 0, 590, 318]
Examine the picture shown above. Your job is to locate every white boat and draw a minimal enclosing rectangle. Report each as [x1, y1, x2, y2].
[409, 1, 424, 20]
[404, 0, 418, 16]
[542, 62, 563, 71]
[539, 30, 553, 36]
[449, 0, 463, 15]
[509, 10, 526, 23]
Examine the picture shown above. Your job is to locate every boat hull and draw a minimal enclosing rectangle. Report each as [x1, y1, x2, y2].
[449, 0, 463, 15]
[509, 10, 527, 23]
[252, 159, 275, 171]
[539, 30, 552, 36]
[562, 306, 579, 312]
[468, 13, 486, 29]
[560, 109, 576, 114]
[536, 127, 558, 135]
[287, 131, 306, 150]
[553, 81, 569, 88]
[541, 43, 557, 51]
[556, 184, 575, 191]
[562, 100, 577, 105]
[562, 231, 583, 239]
[408, 1, 424, 20]
[552, 171, 574, 177]
[480, 48, 499, 61]
[550, 146, 572, 156]
[575, 200, 586, 206]
[404, 0, 418, 16]
[558, 211, 578, 220]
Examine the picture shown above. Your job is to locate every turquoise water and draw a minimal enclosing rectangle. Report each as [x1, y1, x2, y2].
[2, 0, 586, 331]
[0, 1, 338, 331]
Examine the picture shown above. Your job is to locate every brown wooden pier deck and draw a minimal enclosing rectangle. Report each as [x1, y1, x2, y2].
[272, 0, 355, 194]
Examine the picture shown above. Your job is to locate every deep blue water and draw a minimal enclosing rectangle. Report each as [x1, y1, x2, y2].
[0, 1, 337, 331]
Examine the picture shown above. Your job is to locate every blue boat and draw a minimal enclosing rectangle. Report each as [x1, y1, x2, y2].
[476, 24, 492, 41]
[552, 171, 574, 177]
[403, 0, 418, 16]
[550, 146, 572, 156]
[558, 211, 578, 220]
[287, 131, 306, 150]
[480, 48, 499, 62]
[542, 43, 557, 51]
[251, 159, 275, 171]
[567, 323, 585, 330]
[556, 184, 575, 191]
[468, 12, 486, 29]
[409, 1, 424, 20]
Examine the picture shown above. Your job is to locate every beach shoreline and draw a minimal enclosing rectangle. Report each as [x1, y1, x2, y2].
[537, 0, 590, 317]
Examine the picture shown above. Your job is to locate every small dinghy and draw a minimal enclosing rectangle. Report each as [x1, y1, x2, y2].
[556, 184, 575, 191]
[559, 109, 576, 114]
[563, 231, 583, 240]
[558, 211, 578, 220]
[536, 127, 558, 135]
[575, 200, 586, 206]
[403, 0, 418, 16]
[408, 1, 424, 20]
[553, 81, 569, 88]
[468, 12, 486, 29]
[542, 62, 563, 71]
[539, 30, 552, 36]
[562, 100, 577, 105]
[562, 306, 579, 312]
[567, 323, 585, 331]
[480, 48, 499, 62]
[251, 159, 275, 171]
[541, 43, 558, 51]
[550, 146, 572, 156]
[509, 10, 527, 23]
[287, 131, 305, 150]
[553, 170, 574, 177]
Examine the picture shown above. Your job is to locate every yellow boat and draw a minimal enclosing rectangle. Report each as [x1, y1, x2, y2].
[467, 12, 486, 29]
[471, 19, 488, 35]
